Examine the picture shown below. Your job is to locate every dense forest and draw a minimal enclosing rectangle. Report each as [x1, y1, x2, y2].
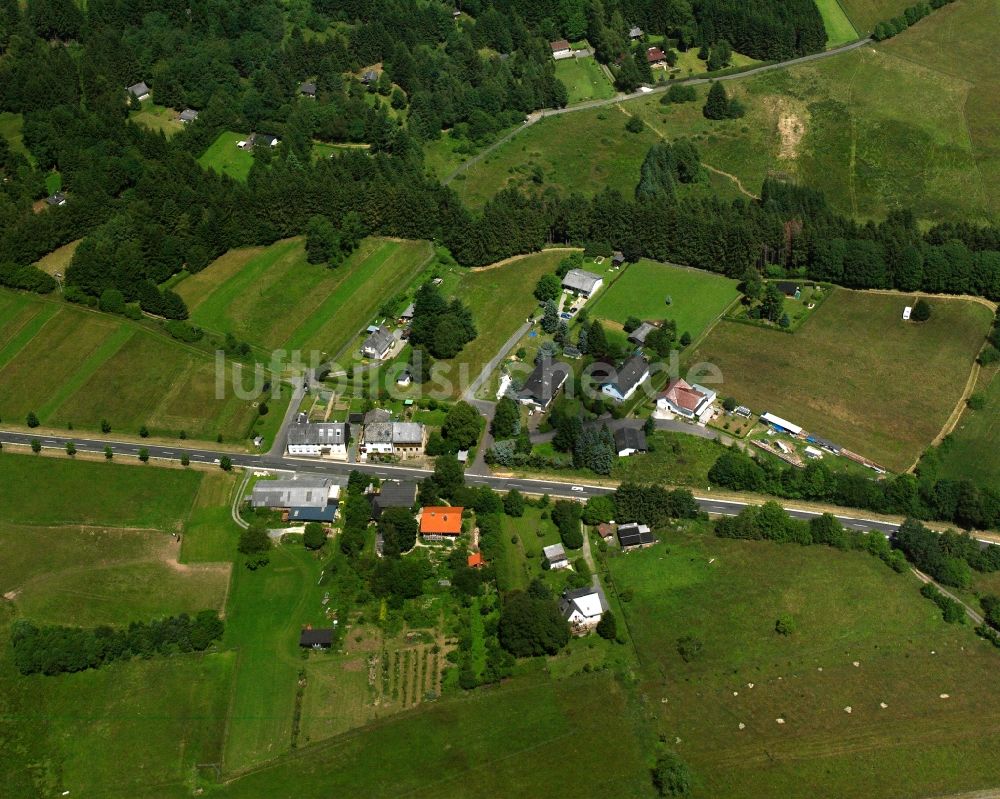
[1, 0, 999, 317]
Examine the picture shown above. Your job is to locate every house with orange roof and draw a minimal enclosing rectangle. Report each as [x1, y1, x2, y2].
[420, 506, 464, 539]
[467, 552, 484, 568]
[657, 378, 716, 421]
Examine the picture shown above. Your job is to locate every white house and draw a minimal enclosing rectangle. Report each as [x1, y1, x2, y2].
[601, 355, 649, 403]
[543, 543, 570, 570]
[657, 378, 717, 421]
[363, 421, 426, 458]
[550, 40, 573, 59]
[560, 587, 604, 631]
[562, 268, 603, 298]
[286, 415, 349, 459]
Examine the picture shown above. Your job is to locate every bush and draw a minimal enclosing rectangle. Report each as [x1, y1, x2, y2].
[625, 115, 646, 133]
[676, 635, 703, 662]
[912, 298, 932, 321]
[967, 393, 986, 411]
[596, 610, 617, 640]
[774, 615, 795, 635]
[164, 320, 204, 343]
[303, 522, 326, 550]
[653, 752, 692, 797]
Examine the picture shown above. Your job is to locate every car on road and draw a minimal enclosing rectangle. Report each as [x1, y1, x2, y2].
[571, 486, 584, 492]
[560, 311, 573, 319]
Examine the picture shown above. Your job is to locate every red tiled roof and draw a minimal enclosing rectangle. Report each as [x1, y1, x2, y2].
[660, 378, 706, 412]
[550, 39, 571, 51]
[468, 552, 484, 568]
[420, 507, 464, 535]
[646, 46, 666, 63]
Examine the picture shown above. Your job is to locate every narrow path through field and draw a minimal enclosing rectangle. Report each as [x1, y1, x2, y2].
[467, 247, 579, 272]
[910, 567, 983, 625]
[443, 38, 872, 185]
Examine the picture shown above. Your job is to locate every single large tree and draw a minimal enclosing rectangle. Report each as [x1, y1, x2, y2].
[378, 506, 418, 556]
[703, 81, 730, 120]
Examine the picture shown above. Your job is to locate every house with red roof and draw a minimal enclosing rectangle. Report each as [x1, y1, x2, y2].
[467, 552, 484, 568]
[646, 46, 666, 66]
[420, 506, 464, 538]
[657, 378, 717, 421]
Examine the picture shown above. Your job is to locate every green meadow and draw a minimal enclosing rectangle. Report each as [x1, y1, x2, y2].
[198, 130, 256, 181]
[554, 56, 615, 104]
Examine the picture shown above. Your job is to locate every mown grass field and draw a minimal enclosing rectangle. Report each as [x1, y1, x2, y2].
[33, 239, 80, 276]
[610, 527, 1000, 799]
[462, 3, 998, 224]
[589, 260, 740, 342]
[198, 130, 255, 181]
[215, 670, 654, 798]
[436, 249, 572, 395]
[554, 56, 614, 104]
[839, 0, 914, 32]
[0, 111, 33, 163]
[815, 0, 860, 45]
[936, 364, 1000, 487]
[0, 290, 263, 441]
[692, 290, 992, 471]
[177, 236, 431, 358]
[129, 101, 184, 137]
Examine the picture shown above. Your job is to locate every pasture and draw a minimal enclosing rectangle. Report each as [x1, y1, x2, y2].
[554, 56, 614, 104]
[33, 239, 80, 276]
[838, 0, 914, 32]
[462, 2, 999, 226]
[692, 290, 993, 471]
[198, 130, 256, 181]
[215, 670, 653, 798]
[0, 111, 33, 163]
[437, 249, 572, 396]
[936, 365, 1000, 488]
[0, 290, 263, 441]
[177, 237, 431, 359]
[589, 260, 740, 343]
[610, 527, 1000, 799]
[815, 0, 860, 45]
[129, 101, 183, 137]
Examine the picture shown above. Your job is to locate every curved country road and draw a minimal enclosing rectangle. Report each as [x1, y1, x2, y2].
[443, 37, 873, 185]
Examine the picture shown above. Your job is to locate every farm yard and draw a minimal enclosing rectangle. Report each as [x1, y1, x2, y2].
[589, 260, 741, 344]
[176, 237, 431, 359]
[197, 130, 256, 181]
[610, 527, 1000, 799]
[553, 56, 614, 104]
[0, 291, 266, 442]
[692, 289, 993, 472]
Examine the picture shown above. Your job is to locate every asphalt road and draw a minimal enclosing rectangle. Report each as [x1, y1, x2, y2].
[0, 428, 901, 535]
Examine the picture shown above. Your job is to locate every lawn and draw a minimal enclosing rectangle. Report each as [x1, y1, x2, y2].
[935, 364, 1000, 488]
[198, 130, 256, 181]
[176, 236, 431, 359]
[450, 107, 661, 210]
[436, 249, 574, 396]
[815, 0, 860, 45]
[214, 670, 654, 798]
[692, 289, 993, 471]
[610, 527, 1000, 799]
[129, 101, 184, 137]
[588, 260, 741, 344]
[838, 0, 914, 32]
[554, 56, 614, 104]
[0, 290, 263, 441]
[0, 111, 33, 164]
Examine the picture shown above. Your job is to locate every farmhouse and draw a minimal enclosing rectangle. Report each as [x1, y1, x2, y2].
[241, 133, 280, 150]
[597, 523, 616, 541]
[126, 81, 150, 100]
[760, 412, 803, 436]
[370, 480, 418, 519]
[286, 416, 349, 459]
[628, 322, 655, 345]
[299, 81, 317, 98]
[251, 474, 341, 522]
[299, 628, 333, 649]
[618, 522, 655, 551]
[45, 192, 67, 207]
[614, 426, 648, 457]
[362, 325, 394, 360]
[657, 378, 716, 421]
[517, 359, 571, 410]
[562, 268, 603, 298]
[646, 47, 666, 66]
[543, 543, 570, 570]
[420, 506, 464, 538]
[363, 421, 426, 458]
[179, 108, 199, 123]
[550, 40, 573, 59]
[601, 355, 650, 403]
[560, 587, 604, 631]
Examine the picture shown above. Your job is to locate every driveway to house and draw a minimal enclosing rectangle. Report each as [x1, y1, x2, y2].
[580, 521, 609, 611]
[444, 37, 872, 185]
[267, 372, 308, 459]
[463, 320, 532, 404]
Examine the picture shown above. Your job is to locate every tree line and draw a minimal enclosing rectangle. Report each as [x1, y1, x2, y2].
[10, 610, 225, 676]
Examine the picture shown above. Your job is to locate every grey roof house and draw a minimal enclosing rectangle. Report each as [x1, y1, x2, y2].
[618, 522, 656, 550]
[299, 81, 317, 98]
[518, 360, 571, 411]
[614, 426, 648, 456]
[45, 192, 67, 207]
[251, 474, 337, 510]
[562, 268, 604, 297]
[126, 81, 150, 99]
[362, 326, 394, 359]
[601, 355, 650, 403]
[179, 108, 199, 123]
[627, 322, 655, 345]
[371, 480, 418, 518]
